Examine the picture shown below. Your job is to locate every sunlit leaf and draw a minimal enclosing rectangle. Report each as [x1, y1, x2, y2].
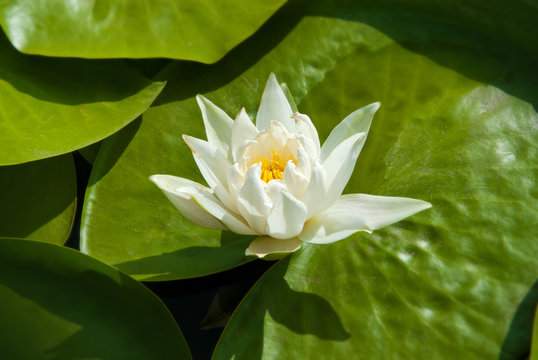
[0, 31, 165, 165]
[0, 0, 286, 63]
[82, 3, 537, 358]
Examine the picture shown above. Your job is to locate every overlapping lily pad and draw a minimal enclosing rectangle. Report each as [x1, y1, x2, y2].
[0, 155, 76, 244]
[0, 31, 165, 165]
[0, 238, 191, 359]
[82, 1, 537, 357]
[0, 0, 286, 63]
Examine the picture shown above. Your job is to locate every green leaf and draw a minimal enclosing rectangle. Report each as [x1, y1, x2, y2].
[0, 238, 191, 359]
[161, 3, 538, 360]
[0, 0, 286, 63]
[82, 15, 537, 360]
[0, 32, 165, 166]
[0, 155, 76, 244]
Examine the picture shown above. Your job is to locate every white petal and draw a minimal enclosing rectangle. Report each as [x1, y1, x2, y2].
[227, 163, 244, 201]
[265, 191, 307, 239]
[150, 175, 225, 230]
[265, 180, 286, 203]
[295, 145, 312, 180]
[321, 102, 380, 162]
[322, 132, 367, 210]
[245, 236, 303, 259]
[296, 134, 318, 165]
[299, 193, 432, 244]
[236, 164, 272, 233]
[183, 135, 236, 211]
[301, 160, 328, 219]
[196, 95, 234, 161]
[292, 113, 320, 158]
[152, 175, 256, 235]
[282, 161, 308, 199]
[256, 73, 294, 132]
[231, 108, 258, 162]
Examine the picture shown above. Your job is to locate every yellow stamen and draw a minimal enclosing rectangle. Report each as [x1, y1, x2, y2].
[260, 150, 290, 183]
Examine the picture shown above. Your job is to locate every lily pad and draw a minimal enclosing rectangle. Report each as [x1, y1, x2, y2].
[210, 4, 538, 359]
[0, 31, 165, 165]
[82, 11, 538, 360]
[0, 238, 191, 359]
[0, 0, 286, 63]
[0, 155, 76, 244]
[82, 0, 538, 304]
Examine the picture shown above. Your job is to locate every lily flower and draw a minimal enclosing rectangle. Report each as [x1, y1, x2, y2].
[151, 74, 431, 259]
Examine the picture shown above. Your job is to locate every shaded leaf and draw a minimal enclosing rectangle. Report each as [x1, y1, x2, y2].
[0, 155, 76, 244]
[78, 142, 101, 165]
[532, 305, 538, 360]
[0, 238, 191, 359]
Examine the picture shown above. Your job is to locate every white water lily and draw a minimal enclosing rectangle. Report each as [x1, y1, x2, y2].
[151, 74, 431, 259]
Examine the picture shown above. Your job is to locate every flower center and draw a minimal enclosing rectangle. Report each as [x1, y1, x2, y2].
[260, 150, 291, 183]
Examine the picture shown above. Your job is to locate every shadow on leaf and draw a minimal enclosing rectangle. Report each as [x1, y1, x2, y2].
[220, 253, 350, 360]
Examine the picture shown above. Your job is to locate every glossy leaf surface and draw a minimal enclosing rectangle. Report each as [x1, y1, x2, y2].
[83, 2, 537, 357]
[0, 155, 76, 244]
[0, 238, 191, 359]
[0, 0, 286, 63]
[0, 32, 165, 165]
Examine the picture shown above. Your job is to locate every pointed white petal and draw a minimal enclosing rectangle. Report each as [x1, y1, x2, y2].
[322, 132, 367, 210]
[301, 160, 328, 219]
[183, 135, 229, 187]
[265, 191, 307, 239]
[321, 102, 380, 162]
[236, 164, 272, 233]
[196, 95, 234, 160]
[292, 113, 320, 158]
[245, 236, 303, 259]
[150, 175, 226, 230]
[183, 135, 236, 211]
[151, 175, 256, 235]
[256, 73, 294, 132]
[300, 193, 432, 244]
[280, 83, 298, 113]
[231, 108, 258, 162]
